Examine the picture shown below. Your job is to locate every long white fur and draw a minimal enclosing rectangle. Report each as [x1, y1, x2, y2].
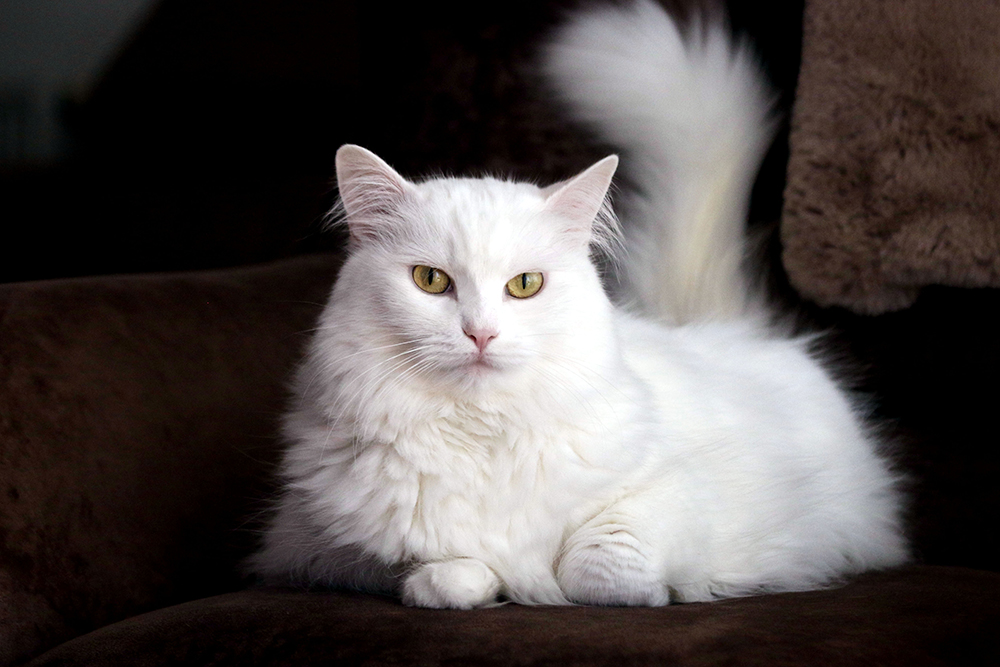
[250, 0, 907, 608]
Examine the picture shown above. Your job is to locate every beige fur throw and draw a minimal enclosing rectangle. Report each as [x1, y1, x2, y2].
[781, 0, 1000, 314]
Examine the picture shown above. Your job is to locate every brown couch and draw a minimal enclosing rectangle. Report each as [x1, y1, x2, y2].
[3, 0, 999, 664]
[2, 253, 999, 666]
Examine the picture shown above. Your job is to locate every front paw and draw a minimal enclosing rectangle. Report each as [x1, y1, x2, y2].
[557, 518, 670, 606]
[401, 558, 502, 609]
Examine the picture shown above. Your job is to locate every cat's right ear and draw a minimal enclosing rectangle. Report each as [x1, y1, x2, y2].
[335, 145, 416, 243]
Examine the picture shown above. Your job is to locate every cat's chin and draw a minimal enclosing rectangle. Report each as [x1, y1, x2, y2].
[442, 354, 513, 386]
[433, 366, 502, 397]
[462, 356, 503, 376]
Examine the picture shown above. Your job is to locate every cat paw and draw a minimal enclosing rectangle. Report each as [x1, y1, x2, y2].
[401, 558, 502, 609]
[557, 519, 670, 606]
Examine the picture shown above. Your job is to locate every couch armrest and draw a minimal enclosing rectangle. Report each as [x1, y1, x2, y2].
[0, 254, 339, 665]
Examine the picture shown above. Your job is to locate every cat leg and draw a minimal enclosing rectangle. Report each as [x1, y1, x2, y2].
[401, 558, 502, 609]
[557, 508, 671, 606]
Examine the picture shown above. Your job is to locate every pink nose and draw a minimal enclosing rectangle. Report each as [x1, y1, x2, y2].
[464, 328, 498, 353]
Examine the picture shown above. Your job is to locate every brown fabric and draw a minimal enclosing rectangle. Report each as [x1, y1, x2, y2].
[0, 254, 340, 666]
[24, 566, 1000, 666]
[782, 0, 1000, 314]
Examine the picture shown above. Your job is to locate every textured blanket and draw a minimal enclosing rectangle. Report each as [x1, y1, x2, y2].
[781, 0, 1000, 314]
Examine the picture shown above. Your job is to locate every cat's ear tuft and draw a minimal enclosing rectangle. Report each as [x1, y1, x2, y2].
[335, 144, 415, 243]
[542, 155, 618, 246]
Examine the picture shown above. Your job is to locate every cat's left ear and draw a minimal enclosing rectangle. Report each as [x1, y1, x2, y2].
[336, 144, 417, 243]
[541, 155, 618, 246]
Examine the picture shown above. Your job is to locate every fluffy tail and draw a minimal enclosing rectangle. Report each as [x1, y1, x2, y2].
[542, 0, 776, 323]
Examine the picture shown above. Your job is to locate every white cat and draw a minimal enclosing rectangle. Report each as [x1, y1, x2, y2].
[250, 0, 907, 608]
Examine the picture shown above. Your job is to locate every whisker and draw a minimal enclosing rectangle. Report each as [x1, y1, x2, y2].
[311, 340, 436, 465]
[298, 340, 416, 409]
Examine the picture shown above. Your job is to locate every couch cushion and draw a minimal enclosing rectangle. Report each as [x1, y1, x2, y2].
[24, 566, 1000, 666]
[0, 255, 340, 665]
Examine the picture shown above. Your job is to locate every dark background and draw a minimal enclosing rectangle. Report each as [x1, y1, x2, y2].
[0, 0, 804, 284]
[2, 0, 997, 573]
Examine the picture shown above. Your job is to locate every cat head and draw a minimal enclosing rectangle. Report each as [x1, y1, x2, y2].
[327, 144, 621, 396]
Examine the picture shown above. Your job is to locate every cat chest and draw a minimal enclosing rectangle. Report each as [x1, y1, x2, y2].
[354, 418, 604, 561]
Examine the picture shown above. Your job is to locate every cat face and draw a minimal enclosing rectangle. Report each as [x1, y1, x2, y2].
[331, 145, 619, 393]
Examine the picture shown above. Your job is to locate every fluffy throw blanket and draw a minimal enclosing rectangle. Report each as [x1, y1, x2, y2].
[781, 0, 1000, 314]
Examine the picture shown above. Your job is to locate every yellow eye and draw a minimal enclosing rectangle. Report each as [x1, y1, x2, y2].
[506, 272, 544, 299]
[412, 265, 451, 294]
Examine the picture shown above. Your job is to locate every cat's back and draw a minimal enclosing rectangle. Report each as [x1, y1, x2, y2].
[615, 312, 867, 459]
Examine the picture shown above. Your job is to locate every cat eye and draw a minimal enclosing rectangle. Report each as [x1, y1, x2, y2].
[506, 272, 544, 299]
[412, 265, 452, 294]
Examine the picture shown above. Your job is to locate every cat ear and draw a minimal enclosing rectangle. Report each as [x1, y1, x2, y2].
[542, 155, 618, 245]
[335, 144, 416, 242]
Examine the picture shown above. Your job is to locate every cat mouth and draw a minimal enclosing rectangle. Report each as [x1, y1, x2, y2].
[465, 352, 500, 372]
[469, 355, 496, 369]
[440, 348, 511, 375]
